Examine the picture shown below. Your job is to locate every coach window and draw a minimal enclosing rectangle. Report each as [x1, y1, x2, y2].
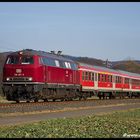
[102, 74, 104, 82]
[138, 80, 140, 86]
[88, 72, 90, 80]
[101, 74, 104, 82]
[102, 74, 105, 82]
[115, 76, 117, 83]
[132, 79, 134, 85]
[98, 74, 100, 82]
[94, 73, 97, 81]
[116, 76, 118, 83]
[118, 76, 120, 83]
[136, 80, 139, 86]
[125, 78, 129, 84]
[108, 75, 111, 82]
[107, 75, 109, 82]
[104, 74, 107, 82]
[91, 72, 94, 81]
[100, 74, 103, 82]
[118, 76, 122, 83]
[88, 72, 91, 80]
[82, 71, 85, 80]
[104, 75, 106, 82]
[85, 72, 88, 80]
[110, 75, 112, 82]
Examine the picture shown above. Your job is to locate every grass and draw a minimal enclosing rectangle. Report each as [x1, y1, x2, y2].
[0, 109, 140, 138]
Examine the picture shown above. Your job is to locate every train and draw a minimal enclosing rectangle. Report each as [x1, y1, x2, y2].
[2, 49, 140, 103]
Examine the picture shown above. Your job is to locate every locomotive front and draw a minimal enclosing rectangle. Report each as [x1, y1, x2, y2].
[2, 51, 44, 103]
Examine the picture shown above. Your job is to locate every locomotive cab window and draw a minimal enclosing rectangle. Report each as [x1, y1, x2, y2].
[6, 56, 19, 64]
[21, 56, 34, 64]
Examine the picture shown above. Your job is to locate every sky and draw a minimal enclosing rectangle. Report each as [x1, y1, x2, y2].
[0, 2, 140, 61]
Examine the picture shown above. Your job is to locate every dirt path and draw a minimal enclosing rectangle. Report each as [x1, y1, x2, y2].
[0, 103, 140, 126]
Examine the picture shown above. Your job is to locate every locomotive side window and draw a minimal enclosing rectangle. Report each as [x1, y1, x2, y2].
[48, 58, 56, 66]
[55, 60, 60, 67]
[6, 56, 19, 64]
[64, 62, 71, 69]
[64, 62, 69, 68]
[40, 56, 77, 70]
[70, 63, 78, 70]
[68, 62, 71, 69]
[59, 61, 64, 68]
[39, 57, 44, 65]
[42, 57, 56, 66]
[21, 56, 34, 64]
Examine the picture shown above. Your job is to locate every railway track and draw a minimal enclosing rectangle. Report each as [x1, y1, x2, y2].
[0, 98, 140, 114]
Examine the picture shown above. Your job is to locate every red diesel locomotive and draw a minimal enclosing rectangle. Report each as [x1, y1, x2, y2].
[2, 49, 140, 103]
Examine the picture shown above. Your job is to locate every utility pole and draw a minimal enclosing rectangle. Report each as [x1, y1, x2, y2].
[104, 59, 112, 68]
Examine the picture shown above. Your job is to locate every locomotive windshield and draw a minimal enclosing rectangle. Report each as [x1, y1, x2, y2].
[6, 55, 34, 64]
[21, 56, 34, 64]
[6, 56, 19, 64]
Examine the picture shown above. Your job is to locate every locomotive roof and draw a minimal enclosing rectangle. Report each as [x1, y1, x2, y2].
[9, 49, 75, 63]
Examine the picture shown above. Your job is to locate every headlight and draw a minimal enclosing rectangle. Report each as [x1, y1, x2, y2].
[28, 77, 32, 81]
[6, 77, 10, 81]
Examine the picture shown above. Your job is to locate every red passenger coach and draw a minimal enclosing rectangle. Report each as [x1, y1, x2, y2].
[78, 63, 140, 99]
[78, 63, 116, 99]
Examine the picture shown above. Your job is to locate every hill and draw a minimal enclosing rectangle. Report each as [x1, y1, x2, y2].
[112, 60, 140, 74]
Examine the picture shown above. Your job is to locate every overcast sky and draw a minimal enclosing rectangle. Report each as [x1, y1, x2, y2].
[0, 2, 140, 61]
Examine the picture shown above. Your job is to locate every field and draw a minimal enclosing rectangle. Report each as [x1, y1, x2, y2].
[0, 109, 140, 138]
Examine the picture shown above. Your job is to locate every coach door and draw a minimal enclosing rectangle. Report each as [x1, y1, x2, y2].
[94, 73, 98, 89]
[112, 75, 115, 90]
[129, 79, 132, 90]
